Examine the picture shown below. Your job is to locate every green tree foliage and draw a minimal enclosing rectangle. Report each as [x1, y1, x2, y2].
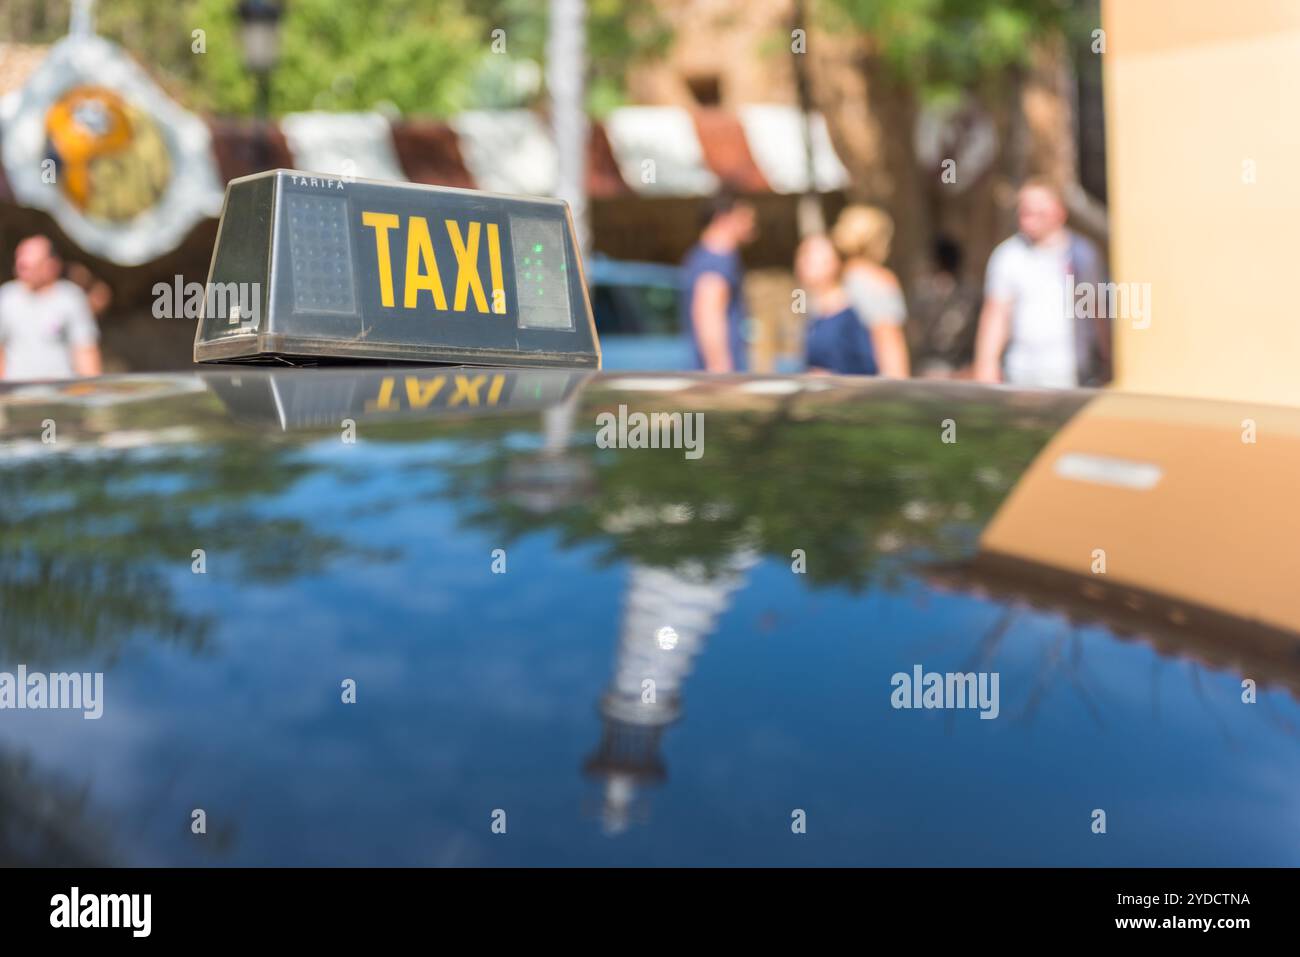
[189, 0, 485, 116]
[2, 0, 670, 117]
[823, 0, 1070, 101]
[469, 0, 671, 114]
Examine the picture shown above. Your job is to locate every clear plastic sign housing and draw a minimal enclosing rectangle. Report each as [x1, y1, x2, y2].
[194, 170, 600, 368]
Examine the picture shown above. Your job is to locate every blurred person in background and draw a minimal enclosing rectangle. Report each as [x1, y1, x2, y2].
[831, 204, 910, 378]
[973, 178, 1109, 387]
[681, 190, 757, 372]
[0, 235, 102, 381]
[909, 236, 980, 378]
[796, 234, 877, 376]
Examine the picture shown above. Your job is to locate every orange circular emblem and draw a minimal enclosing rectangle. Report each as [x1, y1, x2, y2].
[45, 86, 172, 222]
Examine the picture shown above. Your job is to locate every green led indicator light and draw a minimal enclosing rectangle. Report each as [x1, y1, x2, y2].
[533, 243, 543, 253]
[523, 257, 530, 265]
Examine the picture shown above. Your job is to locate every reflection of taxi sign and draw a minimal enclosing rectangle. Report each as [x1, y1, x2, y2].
[193, 169, 600, 369]
[208, 367, 590, 430]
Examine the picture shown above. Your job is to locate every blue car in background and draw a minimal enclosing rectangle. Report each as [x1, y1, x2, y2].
[586, 256, 692, 370]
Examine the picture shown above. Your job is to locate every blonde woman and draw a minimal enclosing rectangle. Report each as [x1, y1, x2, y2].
[795, 234, 878, 376]
[830, 205, 911, 377]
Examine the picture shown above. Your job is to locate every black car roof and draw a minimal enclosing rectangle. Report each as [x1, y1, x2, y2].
[2, 371, 1297, 865]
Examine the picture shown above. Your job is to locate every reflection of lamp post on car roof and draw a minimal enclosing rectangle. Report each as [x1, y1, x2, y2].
[237, 0, 283, 170]
[584, 553, 757, 834]
[490, 386, 597, 514]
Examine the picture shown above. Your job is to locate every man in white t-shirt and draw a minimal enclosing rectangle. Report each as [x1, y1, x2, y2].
[973, 179, 1102, 388]
[0, 236, 102, 381]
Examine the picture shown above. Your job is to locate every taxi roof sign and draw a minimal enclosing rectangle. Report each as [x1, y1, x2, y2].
[194, 169, 600, 369]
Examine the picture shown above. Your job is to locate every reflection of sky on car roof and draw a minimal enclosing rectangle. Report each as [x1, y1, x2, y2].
[4, 426, 1297, 865]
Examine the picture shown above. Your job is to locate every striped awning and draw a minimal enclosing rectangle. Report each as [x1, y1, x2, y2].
[207, 104, 850, 198]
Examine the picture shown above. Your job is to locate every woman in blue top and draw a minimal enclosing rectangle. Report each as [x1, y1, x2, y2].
[795, 234, 878, 376]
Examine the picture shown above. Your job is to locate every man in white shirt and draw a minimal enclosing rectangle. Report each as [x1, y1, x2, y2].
[0, 235, 102, 381]
[973, 179, 1102, 388]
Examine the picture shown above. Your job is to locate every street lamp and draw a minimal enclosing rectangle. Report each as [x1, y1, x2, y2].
[547, 0, 589, 255]
[237, 0, 283, 121]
